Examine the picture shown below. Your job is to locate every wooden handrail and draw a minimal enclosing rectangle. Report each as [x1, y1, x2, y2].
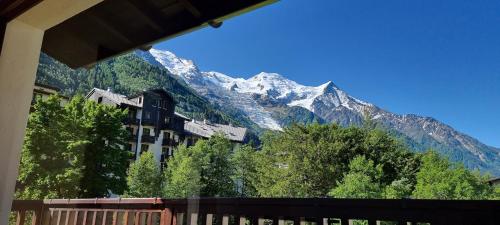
[10, 198, 500, 225]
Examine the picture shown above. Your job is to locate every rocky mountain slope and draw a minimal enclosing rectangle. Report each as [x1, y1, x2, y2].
[141, 49, 500, 175]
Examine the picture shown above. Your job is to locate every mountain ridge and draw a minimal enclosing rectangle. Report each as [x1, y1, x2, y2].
[142, 49, 500, 175]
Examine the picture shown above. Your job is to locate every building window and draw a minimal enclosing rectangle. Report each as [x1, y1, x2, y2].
[97, 96, 103, 103]
[143, 128, 150, 136]
[164, 117, 170, 124]
[140, 144, 149, 153]
[138, 97, 142, 104]
[145, 111, 151, 120]
[163, 131, 170, 140]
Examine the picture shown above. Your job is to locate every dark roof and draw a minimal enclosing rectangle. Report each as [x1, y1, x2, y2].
[129, 89, 175, 102]
[34, 82, 61, 92]
[184, 120, 247, 142]
[38, 0, 277, 68]
[86, 88, 142, 108]
[488, 177, 500, 185]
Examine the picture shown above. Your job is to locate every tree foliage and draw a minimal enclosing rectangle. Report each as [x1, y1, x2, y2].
[125, 151, 162, 197]
[412, 151, 494, 200]
[329, 156, 383, 198]
[252, 123, 419, 197]
[163, 134, 236, 197]
[16, 95, 130, 199]
[163, 145, 202, 198]
[16, 96, 84, 199]
[231, 145, 258, 197]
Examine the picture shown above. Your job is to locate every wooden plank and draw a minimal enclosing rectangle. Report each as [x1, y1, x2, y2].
[188, 213, 198, 225]
[222, 215, 229, 225]
[205, 214, 213, 225]
[239, 216, 246, 225]
[147, 212, 153, 225]
[134, 212, 141, 225]
[16, 210, 26, 225]
[31, 210, 40, 225]
[112, 211, 118, 225]
[123, 211, 129, 225]
[162, 208, 173, 225]
[92, 211, 97, 225]
[102, 211, 107, 225]
[64, 210, 70, 225]
[82, 211, 88, 225]
[72, 211, 79, 225]
[56, 210, 62, 225]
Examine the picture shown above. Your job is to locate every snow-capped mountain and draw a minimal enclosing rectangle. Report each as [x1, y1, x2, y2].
[141, 49, 500, 175]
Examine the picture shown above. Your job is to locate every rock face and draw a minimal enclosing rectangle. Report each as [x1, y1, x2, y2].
[141, 49, 500, 175]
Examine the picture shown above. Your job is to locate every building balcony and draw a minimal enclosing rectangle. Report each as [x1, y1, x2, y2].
[10, 198, 500, 225]
[141, 135, 155, 144]
[123, 117, 140, 125]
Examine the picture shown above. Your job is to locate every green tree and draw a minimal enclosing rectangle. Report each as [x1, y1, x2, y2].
[412, 151, 493, 200]
[16, 95, 130, 199]
[231, 145, 258, 197]
[125, 151, 162, 197]
[164, 134, 236, 197]
[384, 178, 413, 199]
[76, 99, 130, 197]
[16, 95, 84, 199]
[163, 145, 202, 198]
[199, 135, 236, 197]
[253, 123, 419, 197]
[329, 156, 383, 198]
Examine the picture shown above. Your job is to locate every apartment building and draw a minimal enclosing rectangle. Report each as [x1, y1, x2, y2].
[86, 88, 248, 166]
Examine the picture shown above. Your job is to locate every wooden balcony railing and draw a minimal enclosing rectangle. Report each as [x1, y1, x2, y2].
[10, 198, 500, 225]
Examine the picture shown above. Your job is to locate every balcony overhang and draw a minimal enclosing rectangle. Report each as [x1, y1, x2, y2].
[1, 0, 277, 69]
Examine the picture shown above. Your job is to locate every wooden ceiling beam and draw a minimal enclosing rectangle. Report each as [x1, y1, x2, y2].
[125, 0, 168, 33]
[86, 12, 133, 46]
[178, 0, 202, 18]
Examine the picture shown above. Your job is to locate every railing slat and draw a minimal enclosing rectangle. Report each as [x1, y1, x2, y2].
[56, 210, 62, 225]
[72, 211, 79, 225]
[162, 208, 173, 225]
[188, 213, 197, 225]
[16, 210, 26, 225]
[147, 212, 153, 225]
[112, 211, 118, 225]
[64, 210, 71, 225]
[123, 211, 129, 225]
[134, 212, 141, 225]
[92, 211, 98, 225]
[82, 211, 88, 225]
[239, 216, 246, 225]
[205, 214, 213, 225]
[102, 211, 108, 225]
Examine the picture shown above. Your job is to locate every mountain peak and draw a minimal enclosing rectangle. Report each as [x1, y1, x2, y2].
[149, 49, 199, 77]
[250, 72, 285, 80]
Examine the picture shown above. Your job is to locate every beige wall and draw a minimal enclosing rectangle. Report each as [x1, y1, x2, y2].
[0, 0, 103, 223]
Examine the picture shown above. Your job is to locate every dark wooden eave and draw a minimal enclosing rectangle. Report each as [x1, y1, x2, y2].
[41, 0, 276, 69]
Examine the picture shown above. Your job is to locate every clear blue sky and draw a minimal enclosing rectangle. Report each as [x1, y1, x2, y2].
[155, 0, 500, 148]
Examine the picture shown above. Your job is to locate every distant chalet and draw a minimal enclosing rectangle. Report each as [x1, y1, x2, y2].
[32, 83, 69, 107]
[86, 88, 247, 166]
